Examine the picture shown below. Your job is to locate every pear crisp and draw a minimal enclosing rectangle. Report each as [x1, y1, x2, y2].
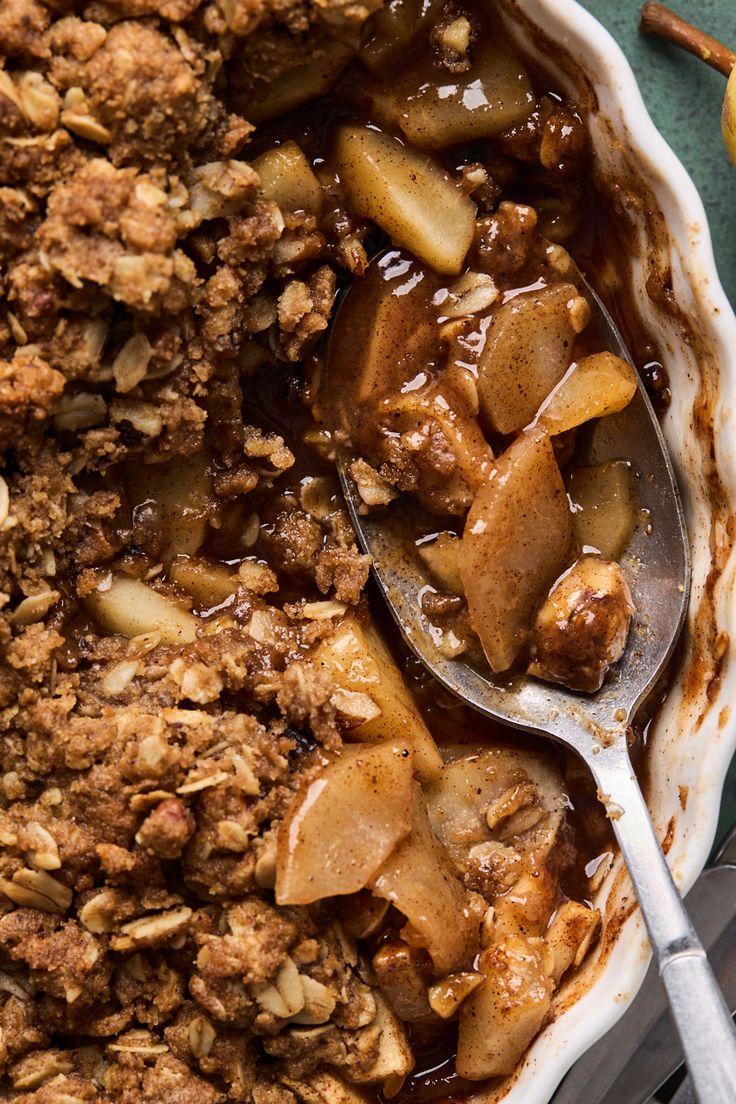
[0, 0, 636, 1100]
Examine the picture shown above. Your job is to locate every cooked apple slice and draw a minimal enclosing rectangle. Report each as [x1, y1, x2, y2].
[275, 741, 414, 906]
[370, 783, 478, 974]
[477, 283, 586, 435]
[568, 460, 637, 559]
[535, 352, 637, 434]
[460, 429, 573, 672]
[253, 141, 324, 216]
[333, 125, 476, 275]
[313, 617, 444, 782]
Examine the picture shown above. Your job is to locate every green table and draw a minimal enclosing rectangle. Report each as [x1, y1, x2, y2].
[580, 1, 736, 305]
[579, 0, 736, 848]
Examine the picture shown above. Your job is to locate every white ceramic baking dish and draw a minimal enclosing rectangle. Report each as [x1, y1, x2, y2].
[467, 2, 736, 1101]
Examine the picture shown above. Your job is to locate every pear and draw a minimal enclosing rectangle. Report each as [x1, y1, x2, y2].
[724, 70, 736, 166]
[641, 2, 736, 166]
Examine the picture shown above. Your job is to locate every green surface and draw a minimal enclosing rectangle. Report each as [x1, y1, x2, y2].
[580, 0, 736, 304]
[575, 1, 736, 844]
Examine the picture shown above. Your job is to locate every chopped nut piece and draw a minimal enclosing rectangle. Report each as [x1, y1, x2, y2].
[186, 160, 260, 222]
[255, 836, 278, 888]
[439, 16, 472, 55]
[170, 657, 224, 703]
[568, 295, 591, 334]
[135, 797, 194, 858]
[216, 819, 251, 851]
[349, 458, 397, 508]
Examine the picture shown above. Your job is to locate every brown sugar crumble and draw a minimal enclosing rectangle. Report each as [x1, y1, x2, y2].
[0, 0, 625, 1100]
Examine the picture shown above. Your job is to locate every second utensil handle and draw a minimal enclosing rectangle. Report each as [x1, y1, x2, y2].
[662, 956, 736, 1101]
[594, 748, 736, 1104]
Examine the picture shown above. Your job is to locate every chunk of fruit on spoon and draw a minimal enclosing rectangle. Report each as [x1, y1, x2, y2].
[640, 2, 736, 166]
[459, 428, 574, 673]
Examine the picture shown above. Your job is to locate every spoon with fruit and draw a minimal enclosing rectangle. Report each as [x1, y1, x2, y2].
[318, 125, 736, 1101]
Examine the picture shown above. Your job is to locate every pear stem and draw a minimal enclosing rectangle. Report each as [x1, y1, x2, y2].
[640, 2, 736, 77]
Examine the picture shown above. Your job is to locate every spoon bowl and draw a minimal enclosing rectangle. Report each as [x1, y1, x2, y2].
[330, 269, 736, 1103]
[336, 279, 688, 749]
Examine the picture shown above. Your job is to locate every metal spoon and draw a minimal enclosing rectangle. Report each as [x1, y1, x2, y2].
[331, 274, 736, 1102]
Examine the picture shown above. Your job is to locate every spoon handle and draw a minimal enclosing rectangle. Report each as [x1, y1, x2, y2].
[592, 746, 736, 1103]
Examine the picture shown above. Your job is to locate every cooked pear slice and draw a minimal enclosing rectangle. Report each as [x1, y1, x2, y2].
[86, 575, 197, 645]
[417, 532, 464, 596]
[456, 934, 553, 1079]
[370, 784, 478, 975]
[169, 558, 239, 609]
[313, 616, 444, 782]
[360, 0, 444, 72]
[275, 741, 414, 906]
[535, 352, 637, 435]
[245, 39, 353, 124]
[253, 141, 324, 216]
[477, 283, 585, 435]
[460, 429, 573, 672]
[325, 249, 439, 410]
[130, 455, 212, 565]
[568, 460, 637, 559]
[333, 125, 476, 275]
[367, 43, 535, 150]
